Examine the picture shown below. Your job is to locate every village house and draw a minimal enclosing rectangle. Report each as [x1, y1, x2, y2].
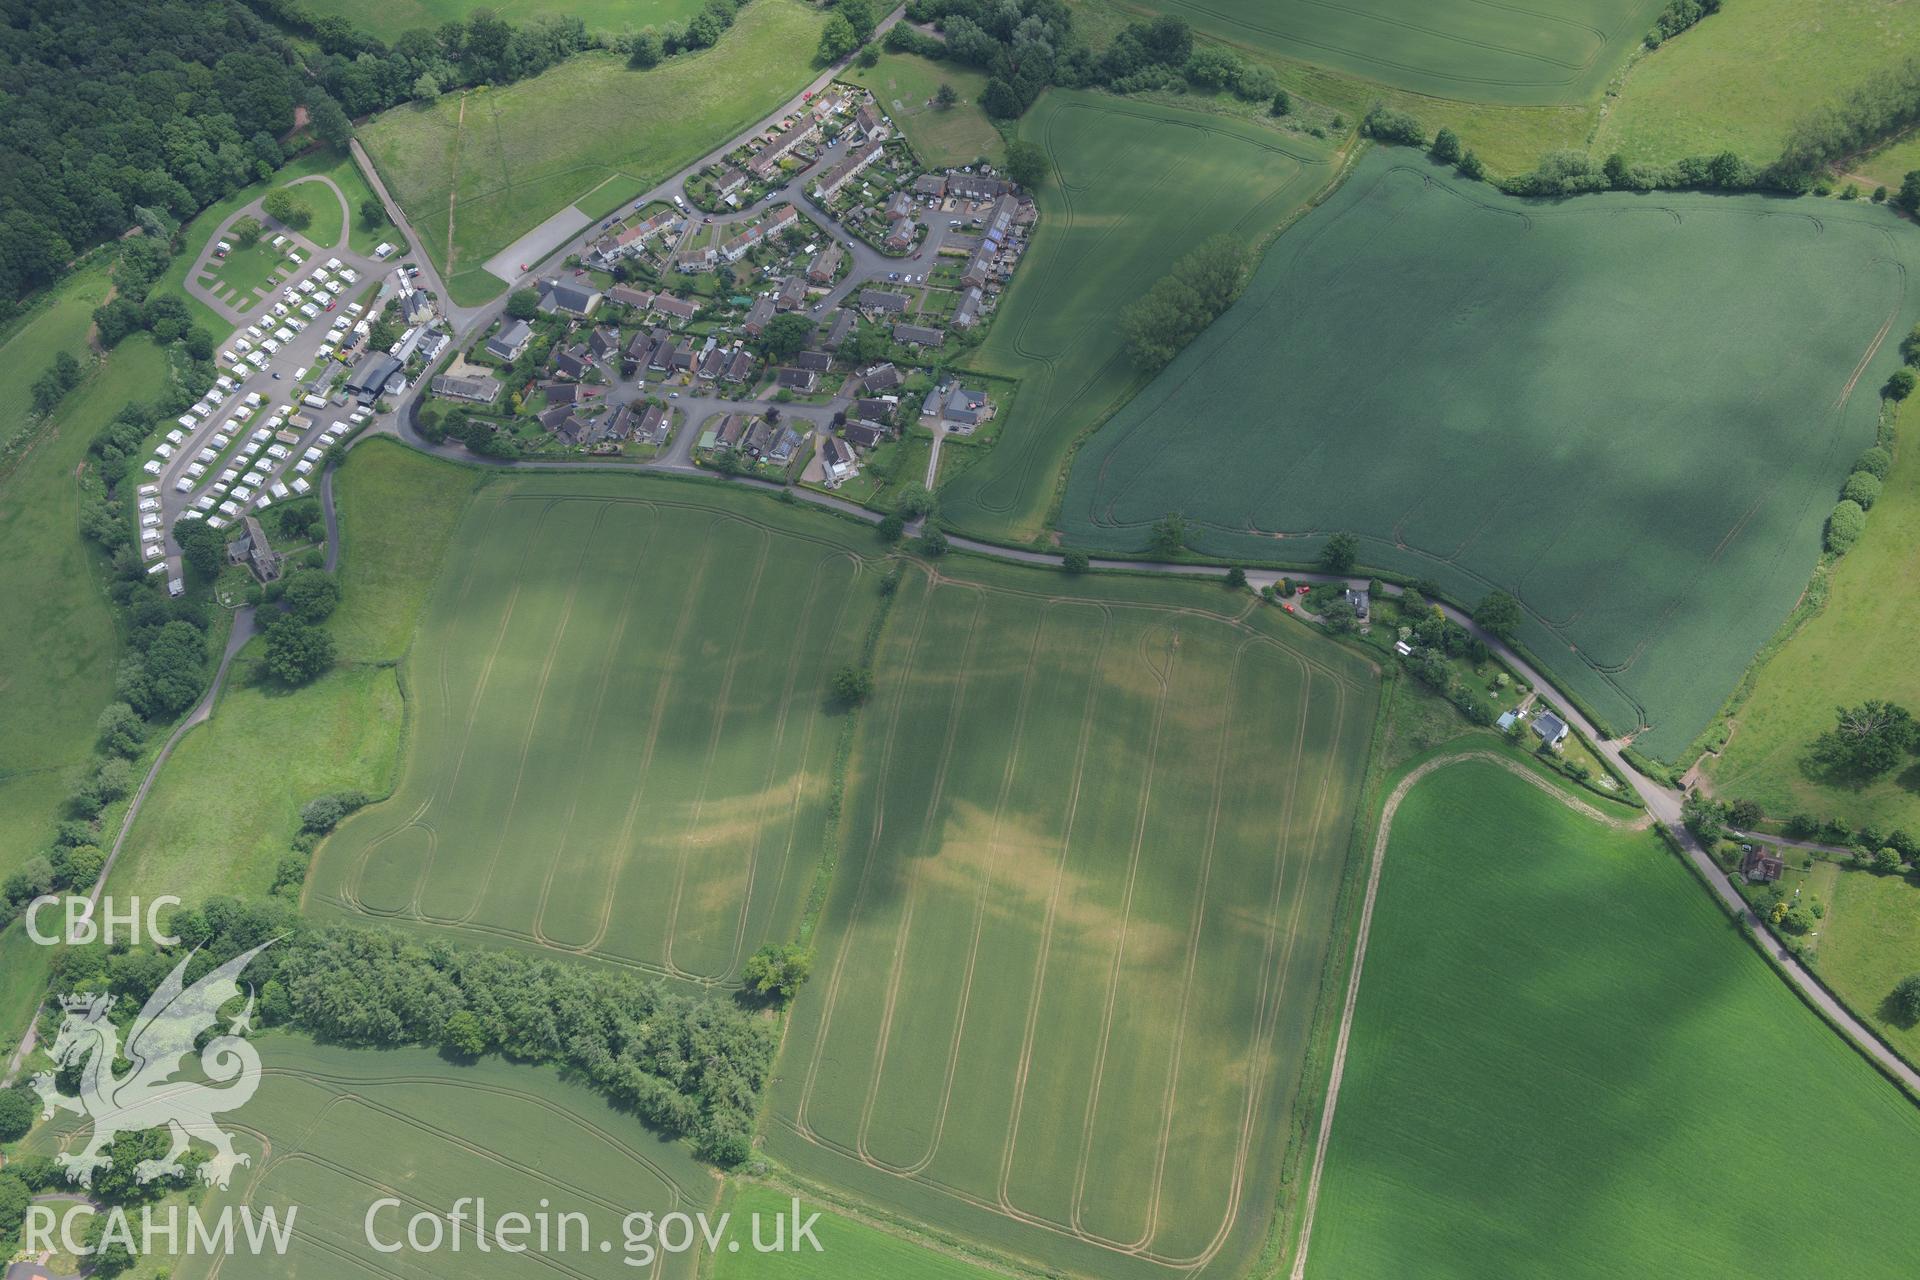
[884, 218, 915, 252]
[776, 275, 808, 311]
[854, 103, 884, 138]
[610, 285, 656, 311]
[860, 289, 909, 314]
[588, 326, 622, 360]
[430, 373, 501, 404]
[747, 118, 818, 178]
[714, 412, 749, 449]
[486, 319, 532, 362]
[820, 433, 856, 483]
[653, 294, 699, 324]
[699, 345, 727, 381]
[947, 171, 1010, 202]
[635, 403, 669, 444]
[853, 396, 895, 423]
[922, 384, 993, 427]
[807, 243, 844, 283]
[914, 173, 948, 200]
[815, 137, 885, 200]
[895, 322, 944, 348]
[1531, 710, 1570, 749]
[539, 279, 603, 318]
[723, 348, 755, 384]
[674, 241, 718, 274]
[549, 344, 592, 380]
[953, 286, 984, 329]
[841, 419, 887, 448]
[768, 424, 803, 464]
[793, 350, 833, 374]
[743, 417, 773, 455]
[776, 367, 818, 393]
[825, 309, 857, 348]
[1741, 847, 1785, 883]
[743, 295, 777, 336]
[715, 168, 749, 201]
[861, 362, 902, 391]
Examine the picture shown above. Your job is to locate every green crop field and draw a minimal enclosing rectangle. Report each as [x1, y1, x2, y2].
[306, 475, 885, 985]
[941, 90, 1337, 545]
[1702, 396, 1920, 832]
[1111, 0, 1665, 103]
[766, 556, 1378, 1280]
[1063, 150, 1920, 760]
[1596, 0, 1920, 166]
[359, 0, 828, 305]
[1300, 757, 1920, 1279]
[20, 1035, 717, 1280]
[850, 54, 1004, 169]
[301, 0, 708, 43]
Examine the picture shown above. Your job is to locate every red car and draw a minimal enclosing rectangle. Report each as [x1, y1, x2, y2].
[1283, 603, 1295, 613]
[1296, 584, 1311, 596]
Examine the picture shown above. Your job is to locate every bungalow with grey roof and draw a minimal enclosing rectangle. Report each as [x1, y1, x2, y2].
[653, 294, 699, 323]
[841, 419, 886, 448]
[430, 373, 501, 404]
[860, 289, 909, 314]
[793, 350, 833, 373]
[539, 280, 602, 318]
[894, 322, 944, 348]
[723, 349, 755, 383]
[825, 309, 857, 348]
[807, 243, 844, 283]
[776, 367, 818, 392]
[742, 296, 777, 336]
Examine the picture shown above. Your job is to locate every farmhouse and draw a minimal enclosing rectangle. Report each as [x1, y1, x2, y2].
[1531, 710, 1570, 749]
[814, 138, 885, 199]
[430, 373, 501, 404]
[486, 320, 532, 362]
[1741, 847, 1785, 883]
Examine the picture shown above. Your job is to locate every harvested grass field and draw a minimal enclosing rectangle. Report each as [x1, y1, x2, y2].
[106, 659, 405, 903]
[850, 54, 1004, 169]
[1596, 0, 1920, 165]
[766, 556, 1378, 1280]
[359, 0, 828, 305]
[1300, 757, 1920, 1279]
[942, 90, 1337, 545]
[1109, 0, 1665, 103]
[19, 1035, 717, 1280]
[300, 0, 708, 43]
[1063, 150, 1920, 760]
[1702, 396, 1920, 831]
[306, 476, 884, 985]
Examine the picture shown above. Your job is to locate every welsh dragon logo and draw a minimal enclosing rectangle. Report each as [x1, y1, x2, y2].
[29, 943, 270, 1191]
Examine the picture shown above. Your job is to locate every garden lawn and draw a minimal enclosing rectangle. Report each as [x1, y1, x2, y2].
[358, 0, 829, 305]
[1063, 149, 1920, 760]
[1110, 0, 1665, 103]
[1812, 863, 1920, 1067]
[306, 474, 885, 987]
[21, 1034, 717, 1280]
[941, 90, 1336, 545]
[716, 1185, 1009, 1280]
[105, 657, 405, 905]
[273, 176, 346, 251]
[299, 0, 708, 43]
[1703, 394, 1920, 830]
[328, 438, 483, 663]
[767, 556, 1377, 1280]
[850, 54, 1004, 169]
[1595, 0, 1920, 164]
[0, 337, 169, 882]
[1302, 757, 1920, 1280]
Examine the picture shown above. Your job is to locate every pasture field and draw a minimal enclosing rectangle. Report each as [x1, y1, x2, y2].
[300, 0, 708, 42]
[1104, 0, 1666, 103]
[1813, 863, 1920, 1067]
[1063, 150, 1920, 760]
[22, 1035, 717, 1280]
[306, 475, 885, 986]
[941, 90, 1338, 545]
[329, 438, 483, 663]
[850, 54, 1004, 169]
[1855, 127, 1920, 190]
[0, 337, 170, 880]
[1702, 396, 1920, 831]
[716, 1185, 1009, 1280]
[359, 0, 829, 305]
[1301, 758, 1920, 1279]
[0, 255, 112, 450]
[106, 660, 405, 904]
[1596, 0, 1920, 165]
[766, 555, 1379, 1280]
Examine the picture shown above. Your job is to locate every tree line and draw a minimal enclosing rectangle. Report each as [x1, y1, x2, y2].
[1118, 235, 1255, 372]
[36, 897, 779, 1166]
